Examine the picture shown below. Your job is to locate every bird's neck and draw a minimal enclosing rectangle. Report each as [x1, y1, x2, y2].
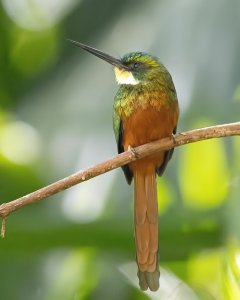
[114, 79, 177, 120]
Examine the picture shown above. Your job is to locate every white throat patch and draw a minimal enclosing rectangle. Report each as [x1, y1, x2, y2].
[114, 67, 139, 85]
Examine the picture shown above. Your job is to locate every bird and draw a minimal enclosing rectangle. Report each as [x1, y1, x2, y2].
[68, 39, 179, 292]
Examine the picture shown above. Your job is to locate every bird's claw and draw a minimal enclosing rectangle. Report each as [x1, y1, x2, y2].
[128, 145, 139, 159]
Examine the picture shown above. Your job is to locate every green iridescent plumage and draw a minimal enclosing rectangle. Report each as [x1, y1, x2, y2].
[113, 52, 178, 145]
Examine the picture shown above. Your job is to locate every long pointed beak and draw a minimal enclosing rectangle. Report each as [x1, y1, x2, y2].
[67, 39, 129, 71]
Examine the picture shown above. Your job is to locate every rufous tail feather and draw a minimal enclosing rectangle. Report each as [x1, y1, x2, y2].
[134, 167, 160, 291]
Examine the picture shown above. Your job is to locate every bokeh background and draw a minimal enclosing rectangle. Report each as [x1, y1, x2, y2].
[0, 0, 240, 299]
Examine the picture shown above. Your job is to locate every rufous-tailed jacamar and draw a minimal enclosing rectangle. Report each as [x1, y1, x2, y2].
[68, 39, 179, 292]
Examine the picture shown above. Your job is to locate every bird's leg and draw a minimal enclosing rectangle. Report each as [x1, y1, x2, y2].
[128, 145, 139, 159]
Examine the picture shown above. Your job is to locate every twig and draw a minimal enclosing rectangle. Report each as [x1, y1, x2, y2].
[0, 121, 240, 237]
[1, 217, 6, 238]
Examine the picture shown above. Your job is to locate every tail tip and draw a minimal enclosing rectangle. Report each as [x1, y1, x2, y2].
[138, 268, 160, 292]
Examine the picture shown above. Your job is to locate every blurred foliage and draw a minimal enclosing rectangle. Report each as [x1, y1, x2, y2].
[0, 0, 240, 299]
[179, 119, 229, 209]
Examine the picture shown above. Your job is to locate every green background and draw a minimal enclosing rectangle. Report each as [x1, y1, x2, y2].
[0, 0, 240, 299]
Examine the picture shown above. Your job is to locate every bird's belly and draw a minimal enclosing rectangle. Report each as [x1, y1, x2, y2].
[122, 105, 177, 171]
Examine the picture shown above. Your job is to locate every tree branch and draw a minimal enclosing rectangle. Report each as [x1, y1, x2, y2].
[0, 121, 240, 237]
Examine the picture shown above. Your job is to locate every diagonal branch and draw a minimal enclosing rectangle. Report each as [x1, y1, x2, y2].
[0, 121, 240, 237]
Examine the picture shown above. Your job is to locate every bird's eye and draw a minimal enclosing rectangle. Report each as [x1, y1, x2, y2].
[133, 62, 140, 69]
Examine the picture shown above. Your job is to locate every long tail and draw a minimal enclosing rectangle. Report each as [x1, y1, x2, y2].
[134, 166, 160, 291]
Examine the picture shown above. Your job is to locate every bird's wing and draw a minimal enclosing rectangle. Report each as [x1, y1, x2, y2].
[113, 109, 133, 184]
[156, 126, 177, 176]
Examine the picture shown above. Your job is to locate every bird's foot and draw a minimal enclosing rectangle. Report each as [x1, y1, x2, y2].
[128, 145, 139, 159]
[171, 133, 177, 145]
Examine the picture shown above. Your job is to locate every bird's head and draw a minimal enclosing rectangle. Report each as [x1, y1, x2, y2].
[68, 40, 163, 86]
[114, 52, 162, 85]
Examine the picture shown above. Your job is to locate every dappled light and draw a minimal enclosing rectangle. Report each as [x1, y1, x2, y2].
[61, 138, 116, 223]
[42, 249, 98, 300]
[0, 120, 41, 165]
[2, 0, 80, 30]
[62, 172, 115, 223]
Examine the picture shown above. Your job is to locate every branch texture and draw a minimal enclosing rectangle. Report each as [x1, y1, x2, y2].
[0, 121, 240, 237]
